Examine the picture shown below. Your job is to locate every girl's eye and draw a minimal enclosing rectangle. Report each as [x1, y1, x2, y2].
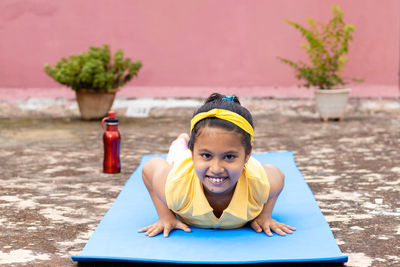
[224, 154, 236, 160]
[201, 153, 211, 159]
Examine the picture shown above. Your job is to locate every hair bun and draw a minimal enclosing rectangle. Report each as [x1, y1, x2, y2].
[204, 93, 241, 105]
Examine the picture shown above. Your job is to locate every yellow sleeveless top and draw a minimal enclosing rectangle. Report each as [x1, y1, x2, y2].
[165, 150, 270, 229]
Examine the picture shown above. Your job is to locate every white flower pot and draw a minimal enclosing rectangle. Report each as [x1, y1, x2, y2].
[314, 88, 351, 121]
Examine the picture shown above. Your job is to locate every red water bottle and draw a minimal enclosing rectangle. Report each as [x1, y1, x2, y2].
[102, 111, 121, 173]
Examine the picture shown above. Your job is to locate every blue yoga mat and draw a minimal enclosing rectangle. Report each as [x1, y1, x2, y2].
[72, 151, 347, 264]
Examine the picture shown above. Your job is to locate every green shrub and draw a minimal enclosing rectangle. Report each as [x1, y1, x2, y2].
[278, 5, 357, 89]
[44, 45, 142, 91]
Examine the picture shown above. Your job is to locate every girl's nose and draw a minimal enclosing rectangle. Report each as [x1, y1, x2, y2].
[210, 159, 224, 174]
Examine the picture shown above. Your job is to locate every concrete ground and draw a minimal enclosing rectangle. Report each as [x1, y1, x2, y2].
[0, 97, 399, 267]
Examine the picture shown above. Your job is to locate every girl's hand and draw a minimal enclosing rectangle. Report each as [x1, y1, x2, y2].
[138, 217, 191, 237]
[250, 216, 296, 236]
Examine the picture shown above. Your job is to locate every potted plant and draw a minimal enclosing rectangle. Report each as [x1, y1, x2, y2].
[44, 45, 142, 120]
[278, 5, 359, 121]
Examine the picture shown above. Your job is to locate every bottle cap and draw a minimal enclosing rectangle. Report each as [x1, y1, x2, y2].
[108, 111, 115, 119]
[102, 111, 117, 129]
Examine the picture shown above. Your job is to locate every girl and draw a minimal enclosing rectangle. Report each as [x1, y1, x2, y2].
[139, 93, 295, 237]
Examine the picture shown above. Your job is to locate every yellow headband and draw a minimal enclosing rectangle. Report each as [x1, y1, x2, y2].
[190, 109, 254, 141]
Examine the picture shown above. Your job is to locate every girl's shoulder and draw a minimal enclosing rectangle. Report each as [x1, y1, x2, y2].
[244, 156, 270, 203]
[165, 150, 195, 210]
[245, 156, 268, 182]
[166, 149, 193, 182]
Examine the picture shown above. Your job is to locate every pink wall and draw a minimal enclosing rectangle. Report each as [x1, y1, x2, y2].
[0, 0, 399, 98]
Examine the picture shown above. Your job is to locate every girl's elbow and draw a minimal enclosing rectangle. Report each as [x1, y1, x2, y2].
[265, 164, 285, 181]
[142, 158, 157, 187]
[265, 164, 285, 196]
[278, 168, 285, 182]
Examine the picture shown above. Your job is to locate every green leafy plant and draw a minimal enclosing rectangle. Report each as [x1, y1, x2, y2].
[44, 45, 142, 91]
[278, 5, 358, 89]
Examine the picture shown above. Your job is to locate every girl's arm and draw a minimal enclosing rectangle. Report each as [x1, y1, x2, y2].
[250, 164, 296, 236]
[138, 158, 191, 237]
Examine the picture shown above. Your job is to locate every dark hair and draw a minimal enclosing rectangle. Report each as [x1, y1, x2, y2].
[188, 93, 254, 154]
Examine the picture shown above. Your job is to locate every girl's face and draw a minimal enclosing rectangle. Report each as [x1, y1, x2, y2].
[192, 126, 251, 197]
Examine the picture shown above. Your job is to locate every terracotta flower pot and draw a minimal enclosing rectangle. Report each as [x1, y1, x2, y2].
[75, 89, 118, 120]
[314, 88, 351, 122]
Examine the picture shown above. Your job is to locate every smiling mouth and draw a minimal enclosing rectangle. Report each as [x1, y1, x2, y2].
[206, 175, 228, 184]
